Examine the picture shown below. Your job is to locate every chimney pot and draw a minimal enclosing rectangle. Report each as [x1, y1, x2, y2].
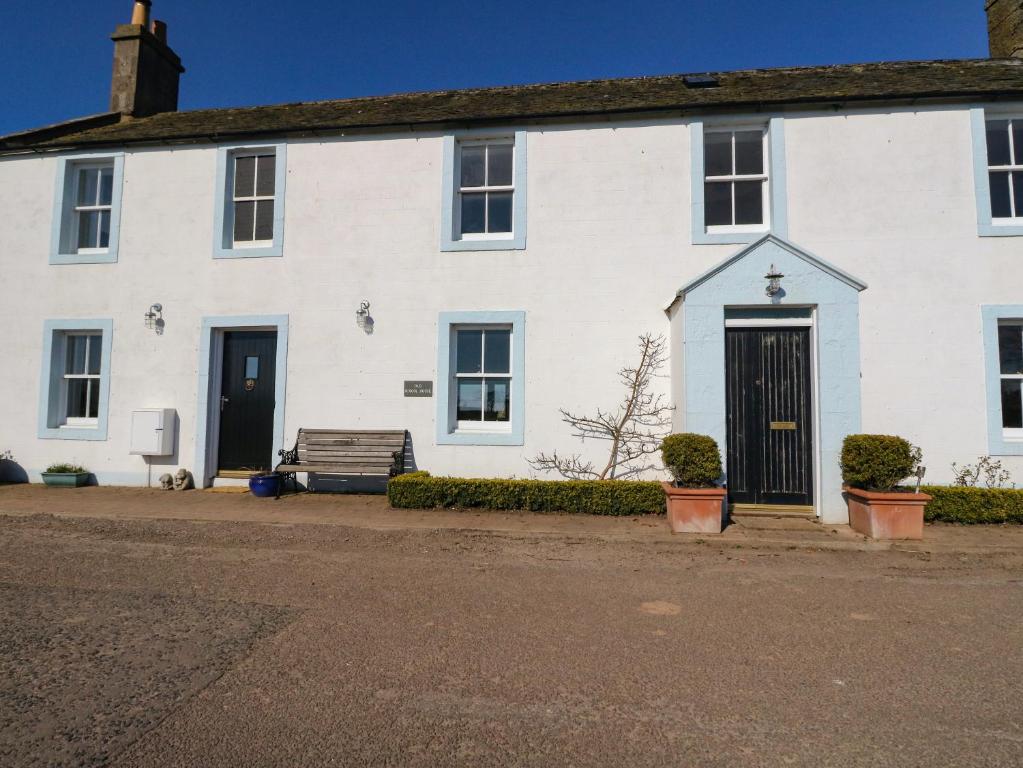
[987, 0, 1023, 59]
[130, 0, 152, 27]
[152, 19, 167, 44]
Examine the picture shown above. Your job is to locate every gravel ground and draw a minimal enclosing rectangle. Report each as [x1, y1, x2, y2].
[0, 509, 1021, 767]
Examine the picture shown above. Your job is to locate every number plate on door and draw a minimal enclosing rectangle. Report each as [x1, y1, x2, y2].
[770, 421, 797, 430]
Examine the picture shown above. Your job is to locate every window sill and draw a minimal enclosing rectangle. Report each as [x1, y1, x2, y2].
[693, 227, 770, 245]
[436, 429, 523, 446]
[50, 250, 118, 265]
[440, 233, 525, 252]
[979, 222, 1023, 237]
[38, 425, 107, 441]
[213, 243, 284, 259]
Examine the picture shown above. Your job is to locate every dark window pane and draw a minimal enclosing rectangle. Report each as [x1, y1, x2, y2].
[77, 167, 98, 205]
[488, 144, 513, 186]
[734, 130, 764, 175]
[734, 180, 764, 225]
[77, 210, 98, 249]
[254, 200, 275, 240]
[487, 192, 513, 233]
[66, 335, 87, 375]
[484, 329, 511, 373]
[66, 379, 88, 419]
[460, 193, 485, 234]
[245, 356, 259, 379]
[704, 132, 731, 176]
[484, 379, 510, 422]
[1014, 121, 1023, 165]
[87, 335, 102, 375]
[999, 325, 1023, 374]
[233, 200, 255, 242]
[99, 167, 114, 206]
[1014, 172, 1023, 218]
[255, 155, 275, 196]
[987, 120, 1011, 166]
[99, 210, 110, 249]
[990, 171, 1013, 218]
[704, 181, 732, 226]
[1002, 379, 1023, 429]
[88, 380, 99, 419]
[456, 330, 482, 373]
[460, 145, 485, 187]
[234, 156, 256, 198]
[457, 378, 483, 421]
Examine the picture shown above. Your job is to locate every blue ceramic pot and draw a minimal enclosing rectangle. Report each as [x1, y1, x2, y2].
[249, 472, 282, 498]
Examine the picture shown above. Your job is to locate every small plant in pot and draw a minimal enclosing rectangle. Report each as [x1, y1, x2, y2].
[841, 434, 929, 540]
[660, 433, 726, 534]
[248, 472, 283, 499]
[41, 463, 91, 488]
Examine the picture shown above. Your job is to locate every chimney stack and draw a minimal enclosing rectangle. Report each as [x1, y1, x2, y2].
[110, 1, 185, 118]
[987, 0, 1023, 58]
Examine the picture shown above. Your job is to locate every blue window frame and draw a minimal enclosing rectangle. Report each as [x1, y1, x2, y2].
[436, 311, 525, 445]
[690, 117, 788, 245]
[982, 305, 1023, 455]
[50, 153, 125, 265]
[37, 319, 113, 440]
[441, 131, 527, 251]
[213, 142, 288, 258]
[970, 108, 1023, 237]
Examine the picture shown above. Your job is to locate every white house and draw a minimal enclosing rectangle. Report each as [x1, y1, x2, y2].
[2, 0, 1023, 523]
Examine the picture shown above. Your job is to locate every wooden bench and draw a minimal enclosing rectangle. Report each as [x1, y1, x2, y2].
[276, 429, 407, 495]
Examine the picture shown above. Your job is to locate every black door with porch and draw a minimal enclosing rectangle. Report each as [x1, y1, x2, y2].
[217, 330, 277, 473]
[725, 326, 814, 507]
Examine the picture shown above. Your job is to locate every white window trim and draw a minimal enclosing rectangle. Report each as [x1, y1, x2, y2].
[441, 130, 527, 252]
[70, 162, 115, 253]
[38, 319, 113, 441]
[60, 332, 102, 427]
[971, 108, 1023, 237]
[703, 127, 771, 235]
[997, 320, 1023, 439]
[230, 150, 276, 248]
[456, 139, 516, 240]
[982, 306, 1023, 455]
[985, 117, 1023, 224]
[213, 142, 287, 259]
[690, 117, 788, 245]
[451, 324, 514, 432]
[50, 153, 124, 265]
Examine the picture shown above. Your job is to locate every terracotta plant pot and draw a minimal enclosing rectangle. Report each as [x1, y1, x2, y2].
[844, 486, 931, 540]
[661, 482, 727, 534]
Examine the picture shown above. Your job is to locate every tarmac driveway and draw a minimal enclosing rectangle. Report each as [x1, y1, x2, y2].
[0, 495, 1021, 766]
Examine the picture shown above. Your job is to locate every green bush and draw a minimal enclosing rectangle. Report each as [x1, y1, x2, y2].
[387, 472, 665, 516]
[660, 433, 721, 488]
[45, 463, 87, 474]
[840, 434, 920, 491]
[919, 485, 1023, 524]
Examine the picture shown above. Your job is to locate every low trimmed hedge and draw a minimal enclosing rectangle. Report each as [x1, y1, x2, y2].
[920, 485, 1023, 524]
[388, 472, 665, 516]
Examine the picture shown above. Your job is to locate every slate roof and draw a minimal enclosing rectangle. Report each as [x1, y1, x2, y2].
[3, 58, 1023, 153]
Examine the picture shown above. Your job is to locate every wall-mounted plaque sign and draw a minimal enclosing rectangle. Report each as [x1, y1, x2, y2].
[404, 381, 433, 397]
[769, 421, 797, 430]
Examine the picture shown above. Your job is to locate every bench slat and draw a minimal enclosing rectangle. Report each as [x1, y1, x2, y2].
[277, 464, 393, 475]
[299, 430, 405, 436]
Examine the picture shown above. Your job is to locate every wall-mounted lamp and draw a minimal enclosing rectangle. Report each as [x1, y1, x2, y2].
[356, 300, 374, 334]
[764, 265, 784, 298]
[144, 303, 164, 334]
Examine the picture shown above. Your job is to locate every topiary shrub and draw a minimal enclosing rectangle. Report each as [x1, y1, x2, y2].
[659, 433, 722, 488]
[840, 434, 921, 492]
[387, 472, 665, 515]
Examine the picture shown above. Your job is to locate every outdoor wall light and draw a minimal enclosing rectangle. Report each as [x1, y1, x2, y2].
[144, 303, 164, 334]
[356, 300, 374, 334]
[764, 265, 785, 298]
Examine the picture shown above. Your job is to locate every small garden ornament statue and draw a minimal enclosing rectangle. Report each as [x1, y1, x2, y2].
[159, 473, 174, 490]
[173, 469, 194, 491]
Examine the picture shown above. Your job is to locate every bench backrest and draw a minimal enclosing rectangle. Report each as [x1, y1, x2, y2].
[295, 429, 406, 463]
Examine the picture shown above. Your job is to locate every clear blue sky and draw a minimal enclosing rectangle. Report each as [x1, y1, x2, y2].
[0, 0, 990, 135]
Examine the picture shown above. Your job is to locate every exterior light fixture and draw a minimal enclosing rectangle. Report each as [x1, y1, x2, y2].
[764, 265, 784, 298]
[144, 303, 164, 334]
[356, 300, 373, 334]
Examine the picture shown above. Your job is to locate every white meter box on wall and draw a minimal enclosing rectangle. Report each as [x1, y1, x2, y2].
[130, 409, 176, 456]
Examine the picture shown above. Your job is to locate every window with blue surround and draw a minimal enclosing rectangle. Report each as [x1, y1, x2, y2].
[436, 311, 525, 445]
[50, 154, 125, 264]
[982, 306, 1023, 455]
[38, 319, 113, 440]
[213, 143, 287, 258]
[441, 131, 527, 251]
[971, 108, 1023, 236]
[690, 117, 787, 244]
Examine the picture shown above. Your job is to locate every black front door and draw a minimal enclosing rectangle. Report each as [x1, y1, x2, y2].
[217, 330, 277, 473]
[725, 326, 814, 507]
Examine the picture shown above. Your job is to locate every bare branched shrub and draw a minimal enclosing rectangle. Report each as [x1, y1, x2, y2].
[529, 333, 673, 480]
[951, 456, 1014, 489]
